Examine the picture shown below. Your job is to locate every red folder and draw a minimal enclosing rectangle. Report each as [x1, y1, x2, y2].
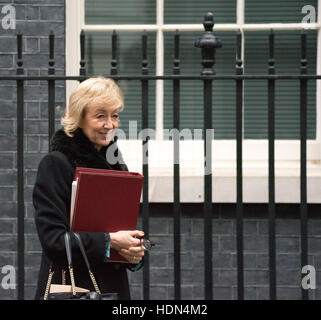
[70, 167, 144, 263]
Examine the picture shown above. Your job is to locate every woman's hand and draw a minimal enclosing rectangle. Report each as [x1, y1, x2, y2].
[109, 230, 145, 264]
[109, 230, 144, 251]
[119, 245, 145, 264]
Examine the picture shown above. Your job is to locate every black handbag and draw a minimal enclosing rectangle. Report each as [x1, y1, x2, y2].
[43, 232, 118, 300]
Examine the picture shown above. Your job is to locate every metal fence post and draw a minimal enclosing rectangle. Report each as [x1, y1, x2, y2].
[235, 29, 244, 300]
[48, 31, 56, 147]
[300, 30, 308, 300]
[16, 33, 24, 301]
[195, 12, 221, 300]
[268, 30, 277, 300]
[173, 30, 181, 300]
[141, 30, 150, 300]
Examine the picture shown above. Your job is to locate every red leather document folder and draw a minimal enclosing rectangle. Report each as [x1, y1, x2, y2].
[70, 167, 144, 263]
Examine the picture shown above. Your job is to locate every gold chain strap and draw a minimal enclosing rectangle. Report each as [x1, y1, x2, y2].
[43, 268, 54, 300]
[68, 266, 76, 296]
[89, 270, 101, 294]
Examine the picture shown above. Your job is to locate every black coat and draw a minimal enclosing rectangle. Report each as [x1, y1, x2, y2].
[33, 128, 132, 300]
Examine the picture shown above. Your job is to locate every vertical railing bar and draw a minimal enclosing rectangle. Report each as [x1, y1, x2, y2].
[203, 77, 213, 300]
[268, 29, 277, 300]
[110, 31, 119, 145]
[16, 33, 25, 300]
[141, 30, 150, 300]
[300, 30, 309, 300]
[79, 30, 86, 79]
[110, 30, 118, 75]
[48, 31, 55, 148]
[173, 30, 181, 300]
[195, 12, 221, 300]
[235, 29, 244, 300]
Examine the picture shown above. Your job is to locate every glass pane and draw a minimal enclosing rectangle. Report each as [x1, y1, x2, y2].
[85, 31, 156, 138]
[164, 31, 236, 140]
[245, 0, 318, 23]
[85, 0, 156, 25]
[244, 30, 317, 139]
[164, 0, 236, 24]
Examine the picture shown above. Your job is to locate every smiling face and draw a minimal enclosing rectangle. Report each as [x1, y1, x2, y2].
[80, 102, 120, 151]
[61, 77, 124, 140]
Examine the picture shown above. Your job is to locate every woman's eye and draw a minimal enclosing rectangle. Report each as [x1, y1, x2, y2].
[112, 114, 119, 119]
[96, 114, 104, 119]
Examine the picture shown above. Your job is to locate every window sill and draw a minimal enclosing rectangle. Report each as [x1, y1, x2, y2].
[125, 160, 321, 204]
[117, 140, 321, 203]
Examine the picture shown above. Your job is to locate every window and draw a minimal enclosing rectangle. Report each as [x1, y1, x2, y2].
[66, 0, 320, 162]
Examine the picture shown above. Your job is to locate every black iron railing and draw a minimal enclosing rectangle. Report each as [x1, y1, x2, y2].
[1, 12, 321, 300]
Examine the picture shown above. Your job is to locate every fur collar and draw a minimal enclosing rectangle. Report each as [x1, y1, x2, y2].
[50, 128, 128, 171]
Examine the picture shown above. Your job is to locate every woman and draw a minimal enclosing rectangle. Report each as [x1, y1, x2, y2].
[33, 77, 145, 300]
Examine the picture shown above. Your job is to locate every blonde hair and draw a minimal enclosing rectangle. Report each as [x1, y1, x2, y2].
[61, 77, 124, 137]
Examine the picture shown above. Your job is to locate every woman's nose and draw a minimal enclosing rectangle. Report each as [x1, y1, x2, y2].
[103, 117, 114, 129]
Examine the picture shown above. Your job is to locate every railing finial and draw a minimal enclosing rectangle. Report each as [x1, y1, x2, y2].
[194, 12, 222, 75]
[80, 30, 86, 77]
[203, 12, 214, 32]
[110, 30, 118, 75]
[48, 31, 55, 75]
[16, 34, 23, 75]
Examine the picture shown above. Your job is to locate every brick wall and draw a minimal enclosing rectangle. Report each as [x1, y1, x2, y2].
[0, 1, 320, 301]
[128, 205, 321, 300]
[0, 0, 65, 300]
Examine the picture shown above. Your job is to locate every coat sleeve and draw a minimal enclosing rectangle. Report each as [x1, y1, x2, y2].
[33, 152, 106, 266]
